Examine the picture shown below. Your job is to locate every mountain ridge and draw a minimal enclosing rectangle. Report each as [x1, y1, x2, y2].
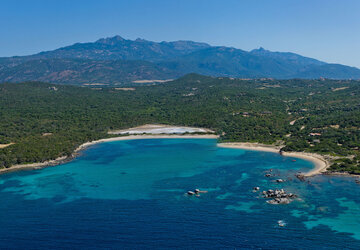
[0, 35, 359, 85]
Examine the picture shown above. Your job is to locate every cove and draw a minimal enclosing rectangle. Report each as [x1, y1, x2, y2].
[1, 138, 360, 249]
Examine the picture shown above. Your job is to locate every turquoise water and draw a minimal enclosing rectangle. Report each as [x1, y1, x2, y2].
[1, 138, 360, 249]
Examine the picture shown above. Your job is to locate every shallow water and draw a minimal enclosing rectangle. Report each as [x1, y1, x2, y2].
[0, 139, 360, 249]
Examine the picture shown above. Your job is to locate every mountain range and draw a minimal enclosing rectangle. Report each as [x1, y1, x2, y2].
[1, 35, 359, 85]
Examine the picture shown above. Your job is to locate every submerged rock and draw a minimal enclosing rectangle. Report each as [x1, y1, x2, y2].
[296, 174, 306, 181]
[267, 198, 290, 204]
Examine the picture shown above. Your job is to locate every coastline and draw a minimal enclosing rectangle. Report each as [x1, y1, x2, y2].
[1, 135, 330, 177]
[217, 142, 330, 177]
[0, 156, 69, 175]
[73, 134, 219, 153]
[0, 134, 219, 175]
[282, 151, 330, 177]
[217, 142, 281, 153]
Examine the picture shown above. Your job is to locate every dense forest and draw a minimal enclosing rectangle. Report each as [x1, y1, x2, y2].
[0, 74, 360, 173]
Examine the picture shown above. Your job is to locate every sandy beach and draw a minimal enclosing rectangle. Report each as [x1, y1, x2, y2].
[218, 142, 329, 177]
[217, 142, 281, 153]
[74, 134, 219, 153]
[0, 131, 329, 177]
[282, 152, 329, 176]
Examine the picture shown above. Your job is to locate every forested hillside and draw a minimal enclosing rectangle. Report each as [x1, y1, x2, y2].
[1, 74, 360, 172]
[0, 58, 178, 84]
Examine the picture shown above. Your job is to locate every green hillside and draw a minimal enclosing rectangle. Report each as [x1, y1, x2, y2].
[1, 74, 360, 173]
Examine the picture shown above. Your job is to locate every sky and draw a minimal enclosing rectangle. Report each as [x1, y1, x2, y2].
[1, 0, 360, 67]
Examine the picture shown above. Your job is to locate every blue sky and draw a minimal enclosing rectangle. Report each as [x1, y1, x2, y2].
[1, 0, 360, 67]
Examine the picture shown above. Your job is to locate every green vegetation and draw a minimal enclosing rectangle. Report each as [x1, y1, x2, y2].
[329, 157, 360, 174]
[0, 58, 178, 85]
[0, 74, 360, 173]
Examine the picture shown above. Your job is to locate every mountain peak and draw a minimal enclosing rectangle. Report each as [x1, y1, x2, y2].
[95, 35, 126, 45]
[135, 38, 148, 43]
[251, 47, 269, 53]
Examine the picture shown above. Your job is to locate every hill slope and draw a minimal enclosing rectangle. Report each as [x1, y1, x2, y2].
[1, 74, 360, 173]
[0, 58, 178, 84]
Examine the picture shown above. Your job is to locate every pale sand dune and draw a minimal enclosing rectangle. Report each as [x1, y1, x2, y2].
[108, 124, 214, 135]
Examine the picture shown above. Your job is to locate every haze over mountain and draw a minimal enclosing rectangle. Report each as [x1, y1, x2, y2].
[1, 35, 360, 85]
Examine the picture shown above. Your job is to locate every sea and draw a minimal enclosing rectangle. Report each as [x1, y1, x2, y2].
[0, 138, 360, 249]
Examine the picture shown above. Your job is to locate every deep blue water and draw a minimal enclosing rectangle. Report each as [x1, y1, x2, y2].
[1, 139, 360, 249]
